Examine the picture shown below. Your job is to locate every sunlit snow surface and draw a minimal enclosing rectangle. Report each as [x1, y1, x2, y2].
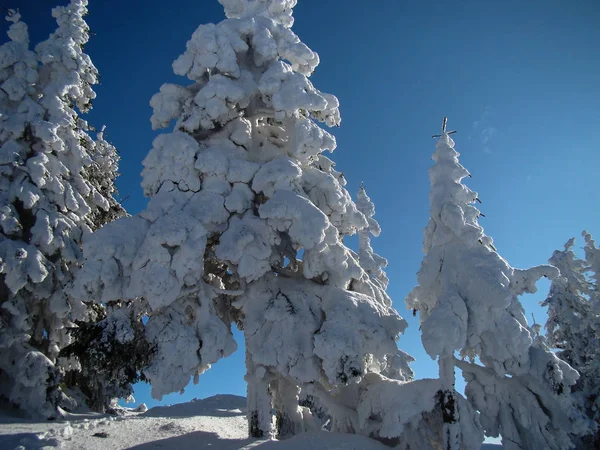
[0, 395, 501, 449]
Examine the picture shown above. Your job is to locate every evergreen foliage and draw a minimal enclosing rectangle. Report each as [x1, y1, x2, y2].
[60, 301, 154, 413]
[2, 2, 596, 447]
[543, 235, 600, 447]
[0, 1, 123, 417]
[407, 124, 585, 449]
[73, 0, 411, 438]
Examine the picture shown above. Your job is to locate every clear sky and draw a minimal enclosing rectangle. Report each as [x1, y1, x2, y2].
[7, 0, 600, 408]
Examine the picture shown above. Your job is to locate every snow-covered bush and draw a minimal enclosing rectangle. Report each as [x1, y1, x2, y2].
[0, 1, 123, 418]
[73, 0, 411, 439]
[542, 236, 600, 447]
[406, 125, 584, 449]
[303, 372, 482, 450]
[59, 301, 153, 413]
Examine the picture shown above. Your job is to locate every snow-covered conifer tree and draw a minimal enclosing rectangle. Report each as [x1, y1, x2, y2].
[542, 236, 600, 447]
[0, 1, 123, 418]
[74, 0, 412, 439]
[583, 230, 600, 310]
[406, 120, 584, 449]
[60, 300, 153, 413]
[356, 184, 389, 294]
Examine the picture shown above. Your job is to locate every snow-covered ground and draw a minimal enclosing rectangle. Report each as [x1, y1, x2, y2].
[0, 394, 501, 449]
[0, 394, 382, 449]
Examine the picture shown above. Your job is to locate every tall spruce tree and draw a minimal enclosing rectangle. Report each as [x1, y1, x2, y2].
[406, 119, 585, 449]
[74, 0, 412, 439]
[0, 1, 122, 418]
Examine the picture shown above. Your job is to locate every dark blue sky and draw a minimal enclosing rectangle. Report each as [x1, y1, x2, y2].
[6, 0, 599, 407]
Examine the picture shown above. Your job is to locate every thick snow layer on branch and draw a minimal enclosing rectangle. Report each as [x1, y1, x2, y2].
[315, 286, 406, 385]
[511, 265, 558, 295]
[0, 240, 48, 294]
[144, 290, 238, 399]
[76, 192, 222, 309]
[353, 374, 483, 450]
[239, 275, 407, 386]
[305, 373, 482, 450]
[252, 157, 301, 197]
[356, 374, 441, 439]
[74, 212, 237, 400]
[142, 132, 201, 195]
[259, 190, 330, 250]
[457, 352, 585, 450]
[303, 167, 366, 236]
[216, 212, 276, 281]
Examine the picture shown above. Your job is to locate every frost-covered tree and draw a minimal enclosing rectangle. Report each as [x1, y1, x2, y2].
[542, 236, 600, 447]
[583, 230, 600, 310]
[0, 2, 123, 418]
[74, 0, 411, 440]
[356, 184, 389, 294]
[406, 121, 585, 449]
[60, 300, 153, 413]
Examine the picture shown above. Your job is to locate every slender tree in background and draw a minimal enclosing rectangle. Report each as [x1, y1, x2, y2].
[356, 184, 389, 295]
[406, 119, 585, 449]
[74, 0, 412, 439]
[583, 230, 600, 309]
[582, 231, 600, 445]
[0, 1, 123, 418]
[542, 236, 600, 448]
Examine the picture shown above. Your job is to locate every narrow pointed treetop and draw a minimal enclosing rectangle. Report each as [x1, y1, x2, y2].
[422, 131, 493, 260]
[431, 116, 457, 138]
[36, 0, 97, 112]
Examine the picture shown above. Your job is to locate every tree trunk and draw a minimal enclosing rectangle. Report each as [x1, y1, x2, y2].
[245, 350, 273, 438]
[439, 354, 460, 450]
[272, 375, 304, 439]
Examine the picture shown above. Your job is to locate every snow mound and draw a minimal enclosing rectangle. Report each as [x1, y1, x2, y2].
[144, 394, 246, 417]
